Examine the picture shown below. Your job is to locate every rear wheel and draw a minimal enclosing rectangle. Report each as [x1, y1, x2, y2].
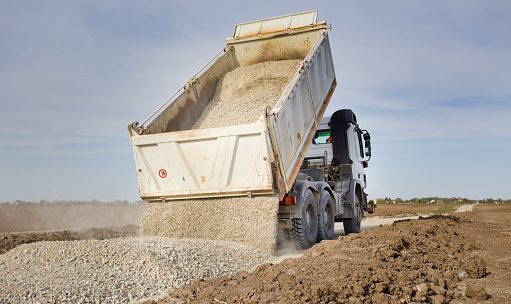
[317, 191, 335, 241]
[290, 189, 318, 249]
[343, 193, 362, 234]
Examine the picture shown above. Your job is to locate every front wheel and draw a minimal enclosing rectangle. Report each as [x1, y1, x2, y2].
[290, 189, 318, 249]
[367, 200, 375, 214]
[343, 193, 362, 234]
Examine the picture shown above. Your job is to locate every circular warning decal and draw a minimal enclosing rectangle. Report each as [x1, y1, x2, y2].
[158, 169, 167, 179]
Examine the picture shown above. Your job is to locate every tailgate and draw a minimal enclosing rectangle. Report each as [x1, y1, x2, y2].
[129, 123, 274, 201]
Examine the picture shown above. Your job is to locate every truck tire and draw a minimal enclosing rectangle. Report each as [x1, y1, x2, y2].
[317, 191, 335, 241]
[290, 189, 318, 249]
[343, 193, 362, 234]
[367, 200, 375, 214]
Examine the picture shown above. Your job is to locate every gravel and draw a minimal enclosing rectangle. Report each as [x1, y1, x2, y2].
[0, 225, 140, 255]
[0, 236, 273, 303]
[143, 196, 279, 254]
[192, 59, 301, 129]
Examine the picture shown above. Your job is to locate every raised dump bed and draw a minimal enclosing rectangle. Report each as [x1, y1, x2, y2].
[129, 11, 336, 202]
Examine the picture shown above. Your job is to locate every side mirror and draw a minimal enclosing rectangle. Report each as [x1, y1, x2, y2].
[365, 140, 371, 157]
[362, 131, 371, 158]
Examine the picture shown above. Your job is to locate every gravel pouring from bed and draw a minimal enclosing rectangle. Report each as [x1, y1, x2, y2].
[0, 236, 273, 303]
[143, 196, 279, 254]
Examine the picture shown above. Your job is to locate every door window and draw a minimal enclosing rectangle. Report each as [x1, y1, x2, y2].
[312, 129, 332, 144]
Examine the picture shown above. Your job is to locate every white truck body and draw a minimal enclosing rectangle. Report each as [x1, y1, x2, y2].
[128, 11, 336, 202]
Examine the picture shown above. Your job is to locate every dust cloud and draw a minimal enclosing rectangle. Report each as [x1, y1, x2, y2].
[0, 203, 144, 233]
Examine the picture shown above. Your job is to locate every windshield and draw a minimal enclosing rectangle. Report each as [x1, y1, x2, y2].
[312, 129, 332, 144]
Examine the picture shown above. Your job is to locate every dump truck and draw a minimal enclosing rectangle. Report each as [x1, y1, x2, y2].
[128, 11, 372, 251]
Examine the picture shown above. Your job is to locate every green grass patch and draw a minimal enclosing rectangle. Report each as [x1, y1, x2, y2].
[431, 205, 457, 214]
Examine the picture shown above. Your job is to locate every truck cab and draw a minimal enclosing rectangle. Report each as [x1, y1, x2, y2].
[307, 109, 371, 190]
[279, 109, 372, 249]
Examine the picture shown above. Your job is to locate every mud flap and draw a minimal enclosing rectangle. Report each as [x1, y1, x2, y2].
[339, 179, 358, 219]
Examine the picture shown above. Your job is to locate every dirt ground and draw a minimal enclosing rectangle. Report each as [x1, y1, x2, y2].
[155, 204, 511, 304]
[1, 202, 509, 303]
[460, 204, 511, 302]
[367, 203, 462, 217]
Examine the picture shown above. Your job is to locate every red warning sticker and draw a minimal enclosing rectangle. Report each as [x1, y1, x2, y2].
[158, 169, 167, 179]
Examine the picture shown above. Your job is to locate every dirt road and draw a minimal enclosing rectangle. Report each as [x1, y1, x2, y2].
[358, 203, 472, 232]
[456, 203, 477, 213]
[366, 203, 463, 217]
[358, 215, 421, 231]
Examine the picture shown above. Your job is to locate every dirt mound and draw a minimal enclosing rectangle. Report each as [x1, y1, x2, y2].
[160, 216, 486, 303]
[192, 60, 301, 129]
[0, 225, 139, 255]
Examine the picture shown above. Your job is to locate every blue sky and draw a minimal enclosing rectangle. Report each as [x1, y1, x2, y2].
[1, 1, 510, 201]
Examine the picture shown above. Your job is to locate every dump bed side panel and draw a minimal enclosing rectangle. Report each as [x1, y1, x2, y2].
[130, 123, 273, 201]
[268, 33, 336, 193]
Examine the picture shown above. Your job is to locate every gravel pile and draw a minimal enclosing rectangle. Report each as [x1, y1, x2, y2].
[192, 59, 301, 129]
[0, 236, 273, 303]
[143, 196, 279, 254]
